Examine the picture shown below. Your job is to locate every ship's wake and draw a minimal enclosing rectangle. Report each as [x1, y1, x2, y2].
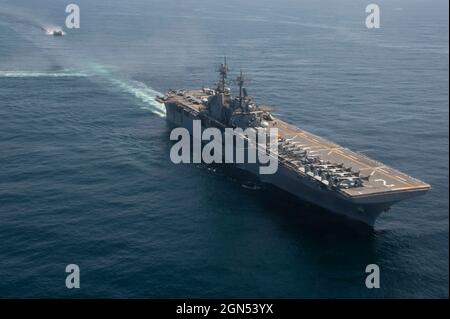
[0, 6, 62, 36]
[0, 70, 87, 78]
[0, 65, 166, 118]
[107, 77, 166, 118]
[0, 7, 165, 118]
[84, 64, 166, 118]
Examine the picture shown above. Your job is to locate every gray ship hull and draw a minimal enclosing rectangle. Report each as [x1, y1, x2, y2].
[164, 102, 396, 227]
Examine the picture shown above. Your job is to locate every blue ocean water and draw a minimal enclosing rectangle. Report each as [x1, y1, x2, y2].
[0, 0, 448, 298]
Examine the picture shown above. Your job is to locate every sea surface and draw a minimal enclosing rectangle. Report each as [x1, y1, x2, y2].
[0, 0, 448, 298]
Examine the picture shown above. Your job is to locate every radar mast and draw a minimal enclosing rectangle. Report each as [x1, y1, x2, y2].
[217, 57, 229, 93]
[236, 70, 248, 112]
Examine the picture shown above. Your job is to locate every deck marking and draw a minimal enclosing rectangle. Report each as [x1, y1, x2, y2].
[392, 186, 429, 191]
[374, 179, 395, 187]
[285, 134, 299, 141]
[334, 150, 371, 169]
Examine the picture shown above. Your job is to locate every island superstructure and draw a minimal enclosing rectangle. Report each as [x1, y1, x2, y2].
[156, 59, 430, 227]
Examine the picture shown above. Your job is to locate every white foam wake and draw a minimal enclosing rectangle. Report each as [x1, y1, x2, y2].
[0, 65, 166, 118]
[85, 63, 166, 118]
[0, 70, 87, 78]
[107, 77, 166, 118]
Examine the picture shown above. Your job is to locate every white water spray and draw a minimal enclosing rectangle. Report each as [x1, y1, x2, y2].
[0, 70, 87, 78]
[0, 6, 63, 36]
[108, 77, 166, 118]
[0, 65, 166, 118]
[84, 63, 166, 118]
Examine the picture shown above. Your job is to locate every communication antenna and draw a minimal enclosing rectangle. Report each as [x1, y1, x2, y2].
[236, 70, 247, 111]
[216, 56, 229, 93]
[236, 70, 249, 111]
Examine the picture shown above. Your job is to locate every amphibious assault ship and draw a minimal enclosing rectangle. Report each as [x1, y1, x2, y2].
[156, 59, 430, 227]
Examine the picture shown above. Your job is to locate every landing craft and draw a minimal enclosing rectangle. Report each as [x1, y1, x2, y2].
[44, 27, 65, 36]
